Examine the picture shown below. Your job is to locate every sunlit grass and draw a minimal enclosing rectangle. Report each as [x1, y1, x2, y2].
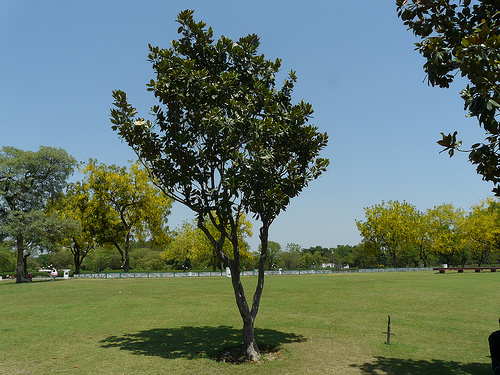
[0, 271, 496, 374]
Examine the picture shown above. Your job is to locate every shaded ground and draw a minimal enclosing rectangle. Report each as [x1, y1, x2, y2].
[100, 325, 306, 363]
[351, 356, 491, 375]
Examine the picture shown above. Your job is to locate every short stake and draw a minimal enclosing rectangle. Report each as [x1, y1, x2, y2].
[384, 314, 395, 345]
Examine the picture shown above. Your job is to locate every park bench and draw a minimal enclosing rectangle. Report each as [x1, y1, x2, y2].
[433, 267, 500, 273]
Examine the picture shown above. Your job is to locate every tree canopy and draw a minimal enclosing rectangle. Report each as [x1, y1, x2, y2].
[396, 0, 500, 195]
[0, 146, 76, 282]
[110, 10, 329, 360]
[48, 179, 99, 274]
[461, 197, 500, 266]
[355, 199, 500, 267]
[356, 200, 420, 267]
[79, 160, 172, 272]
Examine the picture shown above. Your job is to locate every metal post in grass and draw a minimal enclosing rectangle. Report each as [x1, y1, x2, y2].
[385, 315, 395, 345]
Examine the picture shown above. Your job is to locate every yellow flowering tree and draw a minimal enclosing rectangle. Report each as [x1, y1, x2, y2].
[461, 198, 500, 266]
[81, 160, 172, 272]
[426, 204, 466, 266]
[48, 181, 99, 274]
[356, 200, 419, 267]
[412, 210, 435, 267]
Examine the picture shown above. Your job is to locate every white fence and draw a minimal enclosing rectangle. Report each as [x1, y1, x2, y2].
[73, 267, 433, 279]
[358, 267, 432, 273]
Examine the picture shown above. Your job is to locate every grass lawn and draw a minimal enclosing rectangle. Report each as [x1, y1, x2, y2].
[0, 271, 497, 374]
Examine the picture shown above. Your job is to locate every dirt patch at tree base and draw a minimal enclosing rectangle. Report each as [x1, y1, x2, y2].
[210, 345, 286, 364]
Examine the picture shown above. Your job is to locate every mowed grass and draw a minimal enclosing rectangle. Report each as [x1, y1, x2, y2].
[0, 271, 497, 374]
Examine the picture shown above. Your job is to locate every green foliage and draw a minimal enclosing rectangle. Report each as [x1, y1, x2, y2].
[81, 246, 123, 272]
[47, 178, 99, 274]
[164, 214, 253, 271]
[397, 0, 500, 195]
[1, 210, 45, 250]
[47, 249, 74, 270]
[356, 198, 500, 267]
[351, 243, 381, 268]
[426, 203, 466, 265]
[110, 10, 329, 360]
[258, 241, 281, 270]
[461, 197, 500, 265]
[274, 243, 301, 270]
[331, 245, 354, 268]
[0, 245, 15, 272]
[252, 243, 355, 270]
[130, 247, 166, 271]
[0, 146, 76, 213]
[77, 160, 172, 272]
[110, 8, 329, 257]
[0, 146, 76, 281]
[356, 200, 420, 267]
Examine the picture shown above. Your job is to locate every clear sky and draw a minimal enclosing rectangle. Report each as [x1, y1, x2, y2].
[1, 1, 494, 252]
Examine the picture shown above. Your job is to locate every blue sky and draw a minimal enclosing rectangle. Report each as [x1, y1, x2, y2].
[1, 1, 494, 251]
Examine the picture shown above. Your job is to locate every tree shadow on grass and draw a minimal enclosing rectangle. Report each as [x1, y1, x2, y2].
[350, 356, 491, 375]
[100, 325, 306, 361]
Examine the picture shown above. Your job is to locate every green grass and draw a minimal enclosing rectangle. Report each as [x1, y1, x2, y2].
[0, 271, 497, 374]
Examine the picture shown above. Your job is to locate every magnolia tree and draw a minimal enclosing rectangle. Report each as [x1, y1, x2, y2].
[110, 10, 329, 360]
[397, 1, 500, 195]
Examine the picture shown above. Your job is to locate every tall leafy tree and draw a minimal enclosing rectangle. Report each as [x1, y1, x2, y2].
[356, 200, 419, 267]
[257, 241, 281, 270]
[427, 203, 465, 266]
[0, 242, 16, 273]
[0, 146, 76, 282]
[110, 10, 329, 360]
[81, 160, 172, 272]
[413, 210, 434, 267]
[277, 243, 303, 270]
[332, 245, 354, 269]
[461, 198, 500, 265]
[397, 1, 500, 195]
[48, 180, 99, 274]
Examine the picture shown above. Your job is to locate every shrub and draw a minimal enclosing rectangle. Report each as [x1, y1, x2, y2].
[0, 248, 16, 273]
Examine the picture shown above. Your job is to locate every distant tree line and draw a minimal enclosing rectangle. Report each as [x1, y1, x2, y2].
[356, 199, 500, 268]
[0, 146, 172, 281]
[2, 147, 499, 279]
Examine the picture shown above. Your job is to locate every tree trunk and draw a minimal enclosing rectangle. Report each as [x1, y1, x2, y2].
[74, 252, 81, 274]
[230, 267, 260, 361]
[72, 243, 81, 274]
[390, 250, 397, 268]
[231, 222, 270, 361]
[197, 215, 265, 361]
[211, 252, 217, 272]
[124, 235, 130, 273]
[243, 316, 259, 360]
[113, 242, 126, 272]
[419, 245, 428, 267]
[15, 235, 24, 284]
